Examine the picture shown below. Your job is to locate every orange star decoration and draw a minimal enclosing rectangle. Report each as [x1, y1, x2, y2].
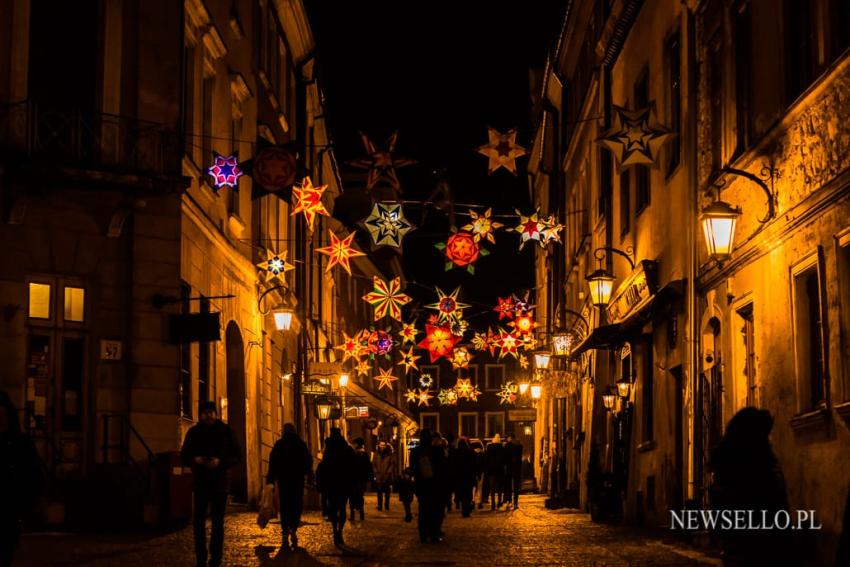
[454, 378, 473, 399]
[290, 177, 329, 231]
[425, 287, 469, 324]
[477, 127, 526, 175]
[256, 249, 295, 284]
[519, 354, 529, 369]
[374, 367, 398, 391]
[316, 231, 365, 276]
[462, 208, 503, 244]
[405, 390, 418, 403]
[510, 314, 536, 336]
[468, 385, 482, 402]
[362, 276, 411, 321]
[472, 327, 499, 356]
[418, 324, 461, 363]
[356, 359, 371, 377]
[497, 329, 520, 360]
[398, 322, 419, 344]
[498, 382, 518, 405]
[336, 331, 362, 363]
[451, 346, 473, 370]
[416, 388, 433, 407]
[398, 347, 421, 374]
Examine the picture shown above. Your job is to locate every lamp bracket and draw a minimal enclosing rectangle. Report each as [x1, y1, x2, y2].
[258, 284, 292, 315]
[593, 246, 635, 270]
[712, 163, 778, 223]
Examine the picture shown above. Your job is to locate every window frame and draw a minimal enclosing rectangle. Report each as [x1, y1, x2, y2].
[419, 412, 439, 433]
[27, 280, 53, 322]
[834, 227, 850, 402]
[789, 248, 829, 413]
[484, 364, 505, 391]
[484, 411, 505, 439]
[458, 412, 478, 438]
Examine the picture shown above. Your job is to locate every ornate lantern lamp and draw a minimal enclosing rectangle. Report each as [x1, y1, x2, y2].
[700, 200, 741, 260]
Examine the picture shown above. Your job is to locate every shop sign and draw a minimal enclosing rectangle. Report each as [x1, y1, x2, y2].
[507, 408, 537, 422]
[606, 260, 658, 324]
[302, 381, 331, 396]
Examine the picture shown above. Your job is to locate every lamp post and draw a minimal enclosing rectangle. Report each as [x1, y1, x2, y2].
[616, 377, 631, 399]
[586, 247, 635, 309]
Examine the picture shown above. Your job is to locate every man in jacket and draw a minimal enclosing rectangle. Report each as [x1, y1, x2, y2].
[316, 428, 356, 546]
[504, 433, 524, 509]
[266, 423, 311, 551]
[180, 401, 241, 567]
[372, 440, 396, 511]
[349, 437, 373, 521]
[411, 429, 447, 544]
[483, 433, 506, 510]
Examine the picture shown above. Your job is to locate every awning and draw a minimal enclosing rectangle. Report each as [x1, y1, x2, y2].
[571, 323, 624, 356]
[345, 381, 417, 432]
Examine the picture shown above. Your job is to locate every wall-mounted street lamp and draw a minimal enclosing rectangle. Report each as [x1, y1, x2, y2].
[338, 373, 350, 388]
[272, 306, 296, 331]
[533, 350, 551, 370]
[552, 331, 573, 357]
[315, 397, 333, 421]
[260, 285, 298, 332]
[602, 389, 617, 412]
[518, 382, 531, 395]
[530, 384, 543, 400]
[616, 377, 631, 399]
[586, 247, 635, 308]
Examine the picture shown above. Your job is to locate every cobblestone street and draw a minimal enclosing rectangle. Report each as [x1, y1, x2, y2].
[17, 494, 719, 566]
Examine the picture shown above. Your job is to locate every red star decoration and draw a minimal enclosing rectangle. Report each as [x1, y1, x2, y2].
[418, 324, 461, 363]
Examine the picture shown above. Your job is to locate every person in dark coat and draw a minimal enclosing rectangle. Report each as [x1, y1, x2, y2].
[0, 390, 43, 567]
[372, 440, 396, 511]
[180, 401, 242, 567]
[266, 423, 312, 551]
[316, 427, 356, 546]
[349, 437, 373, 521]
[503, 433, 523, 509]
[411, 429, 447, 543]
[444, 433, 458, 514]
[396, 466, 415, 522]
[454, 437, 478, 517]
[709, 407, 795, 567]
[483, 433, 506, 510]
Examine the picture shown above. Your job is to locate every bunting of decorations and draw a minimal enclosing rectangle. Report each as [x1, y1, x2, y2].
[416, 388, 433, 407]
[461, 208, 503, 244]
[398, 322, 419, 344]
[291, 177, 330, 231]
[398, 347, 421, 374]
[347, 131, 416, 194]
[207, 154, 243, 189]
[361, 202, 415, 249]
[596, 105, 675, 171]
[435, 230, 488, 274]
[362, 276, 411, 321]
[256, 249, 295, 284]
[426, 287, 469, 324]
[418, 324, 461, 362]
[498, 382, 519, 405]
[374, 367, 398, 391]
[418, 373, 434, 389]
[316, 231, 365, 276]
[451, 346, 473, 370]
[476, 127, 526, 175]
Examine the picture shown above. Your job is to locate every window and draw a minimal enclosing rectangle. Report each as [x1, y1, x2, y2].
[732, 2, 753, 154]
[666, 29, 682, 175]
[838, 232, 850, 400]
[202, 77, 214, 168]
[485, 412, 505, 439]
[708, 27, 724, 172]
[641, 338, 654, 442]
[182, 44, 197, 162]
[619, 171, 630, 236]
[735, 303, 758, 407]
[420, 412, 439, 433]
[28, 283, 51, 319]
[792, 251, 828, 410]
[63, 287, 85, 322]
[598, 149, 611, 219]
[784, 0, 818, 105]
[633, 68, 651, 213]
[179, 282, 192, 419]
[485, 365, 504, 391]
[459, 412, 478, 438]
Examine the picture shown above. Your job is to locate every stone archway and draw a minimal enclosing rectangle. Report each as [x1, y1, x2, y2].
[225, 321, 248, 503]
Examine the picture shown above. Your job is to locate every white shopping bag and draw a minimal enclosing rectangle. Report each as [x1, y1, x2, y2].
[257, 483, 278, 529]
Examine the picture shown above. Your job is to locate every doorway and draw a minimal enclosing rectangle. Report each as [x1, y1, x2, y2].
[225, 322, 247, 503]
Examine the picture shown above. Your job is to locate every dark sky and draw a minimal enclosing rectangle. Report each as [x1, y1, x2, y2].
[306, 1, 565, 320]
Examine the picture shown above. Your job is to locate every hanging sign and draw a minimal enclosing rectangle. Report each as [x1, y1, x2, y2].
[302, 381, 331, 396]
[606, 260, 658, 324]
[507, 409, 537, 422]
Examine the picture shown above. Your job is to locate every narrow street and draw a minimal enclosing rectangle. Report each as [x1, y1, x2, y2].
[17, 495, 717, 566]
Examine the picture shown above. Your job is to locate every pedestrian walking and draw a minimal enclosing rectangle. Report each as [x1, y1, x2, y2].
[350, 437, 373, 521]
[483, 433, 506, 510]
[316, 427, 356, 546]
[180, 401, 242, 567]
[397, 466, 415, 522]
[504, 432, 523, 509]
[444, 433, 459, 514]
[266, 423, 312, 552]
[411, 429, 447, 544]
[0, 390, 43, 567]
[454, 437, 478, 517]
[372, 439, 396, 511]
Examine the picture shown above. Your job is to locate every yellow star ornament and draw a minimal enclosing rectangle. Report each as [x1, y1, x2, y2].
[316, 231, 365, 276]
[373, 367, 398, 391]
[256, 249, 295, 284]
[398, 347, 421, 374]
[462, 208, 503, 244]
[290, 177, 330, 231]
[476, 127, 526, 175]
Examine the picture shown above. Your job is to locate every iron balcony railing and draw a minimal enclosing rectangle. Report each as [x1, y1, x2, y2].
[0, 100, 182, 177]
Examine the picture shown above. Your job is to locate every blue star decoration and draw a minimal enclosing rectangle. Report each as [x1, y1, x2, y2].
[207, 154, 243, 189]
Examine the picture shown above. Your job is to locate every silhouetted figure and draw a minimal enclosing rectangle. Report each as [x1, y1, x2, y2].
[587, 443, 603, 521]
[454, 438, 478, 517]
[484, 433, 506, 510]
[266, 423, 311, 551]
[837, 487, 850, 567]
[0, 390, 43, 567]
[397, 466, 415, 522]
[349, 437, 372, 521]
[316, 428, 355, 546]
[709, 407, 794, 567]
[180, 401, 242, 567]
[444, 433, 458, 514]
[411, 429, 447, 543]
[372, 440, 395, 511]
[504, 433, 523, 509]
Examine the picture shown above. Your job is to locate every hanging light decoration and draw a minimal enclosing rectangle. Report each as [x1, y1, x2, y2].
[316, 231, 366, 276]
[552, 332, 573, 357]
[272, 306, 296, 331]
[530, 384, 543, 399]
[616, 377, 631, 399]
[290, 177, 330, 231]
[700, 200, 741, 260]
[361, 202, 416, 249]
[586, 267, 616, 308]
[476, 127, 526, 175]
[207, 154, 243, 189]
[362, 276, 411, 321]
[602, 389, 618, 411]
[518, 382, 530, 395]
[534, 350, 551, 369]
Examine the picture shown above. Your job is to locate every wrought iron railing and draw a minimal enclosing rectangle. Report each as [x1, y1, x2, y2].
[101, 413, 156, 495]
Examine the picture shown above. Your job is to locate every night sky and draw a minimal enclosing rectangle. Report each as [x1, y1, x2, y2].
[306, 1, 566, 321]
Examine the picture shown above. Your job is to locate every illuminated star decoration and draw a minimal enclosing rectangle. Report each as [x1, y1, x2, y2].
[336, 331, 362, 363]
[347, 131, 416, 195]
[373, 367, 398, 391]
[471, 331, 489, 352]
[256, 249, 295, 285]
[316, 231, 365, 276]
[356, 359, 371, 377]
[497, 329, 520, 360]
[454, 378, 473, 399]
[509, 314, 536, 336]
[596, 104, 675, 172]
[512, 294, 534, 316]
[416, 388, 433, 407]
[435, 230, 488, 274]
[467, 385, 482, 402]
[462, 207, 504, 244]
[290, 177, 330, 231]
[477, 127, 526, 175]
[426, 287, 470, 324]
[418, 324, 461, 363]
[498, 383, 518, 405]
[494, 297, 517, 320]
[405, 390, 418, 403]
[361, 202, 416, 249]
[540, 214, 565, 244]
[438, 388, 458, 406]
[472, 327, 499, 356]
[450, 318, 469, 338]
[510, 208, 563, 250]
[398, 322, 418, 345]
[419, 373, 434, 389]
[362, 276, 411, 321]
[519, 354, 529, 370]
[398, 347, 421, 374]
[451, 346, 473, 370]
[367, 329, 394, 357]
[207, 154, 243, 189]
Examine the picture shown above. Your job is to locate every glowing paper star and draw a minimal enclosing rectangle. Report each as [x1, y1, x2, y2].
[426, 287, 469, 324]
[519, 354, 529, 369]
[418, 324, 461, 363]
[435, 231, 488, 274]
[207, 154, 243, 189]
[520, 334, 537, 351]
[361, 202, 416, 249]
[467, 385, 482, 402]
[512, 294, 533, 316]
[405, 390, 418, 403]
[251, 146, 296, 193]
[336, 331, 362, 363]
[356, 360, 371, 377]
[477, 127, 526, 175]
[398, 322, 419, 345]
[471, 332, 488, 352]
[316, 231, 365, 276]
[510, 314, 536, 336]
[291, 177, 330, 231]
[416, 389, 433, 407]
[462, 208, 503, 244]
[256, 249, 295, 284]
[374, 367, 398, 391]
[367, 329, 394, 356]
[398, 347, 421, 374]
[498, 383, 518, 405]
[511, 208, 557, 251]
[362, 277, 411, 321]
[497, 329, 520, 360]
[419, 374, 434, 389]
[455, 378, 473, 399]
[597, 105, 675, 172]
[540, 214, 565, 244]
[450, 319, 469, 338]
[494, 297, 517, 320]
[438, 388, 458, 406]
[347, 131, 416, 194]
[451, 347, 473, 370]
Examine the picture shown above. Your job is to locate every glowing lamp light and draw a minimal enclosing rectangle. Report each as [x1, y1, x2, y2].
[602, 390, 617, 411]
[616, 378, 631, 399]
[315, 399, 332, 420]
[700, 200, 741, 260]
[518, 382, 530, 395]
[552, 332, 573, 357]
[523, 425, 533, 436]
[339, 373, 350, 388]
[273, 306, 296, 331]
[534, 351, 551, 369]
[586, 268, 616, 307]
[530, 384, 542, 399]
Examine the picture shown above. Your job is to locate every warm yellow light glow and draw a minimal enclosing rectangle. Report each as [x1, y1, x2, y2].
[616, 379, 631, 399]
[552, 333, 573, 357]
[28, 282, 51, 319]
[316, 404, 331, 420]
[523, 425, 533, 436]
[586, 268, 616, 307]
[518, 382, 530, 395]
[534, 351, 551, 369]
[273, 306, 295, 331]
[602, 391, 617, 410]
[530, 384, 542, 399]
[339, 373, 350, 388]
[700, 200, 741, 260]
[64, 287, 85, 322]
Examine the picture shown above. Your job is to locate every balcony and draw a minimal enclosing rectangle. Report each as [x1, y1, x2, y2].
[0, 100, 184, 183]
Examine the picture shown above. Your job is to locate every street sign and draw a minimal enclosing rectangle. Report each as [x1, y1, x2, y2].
[507, 408, 537, 422]
[302, 381, 331, 396]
